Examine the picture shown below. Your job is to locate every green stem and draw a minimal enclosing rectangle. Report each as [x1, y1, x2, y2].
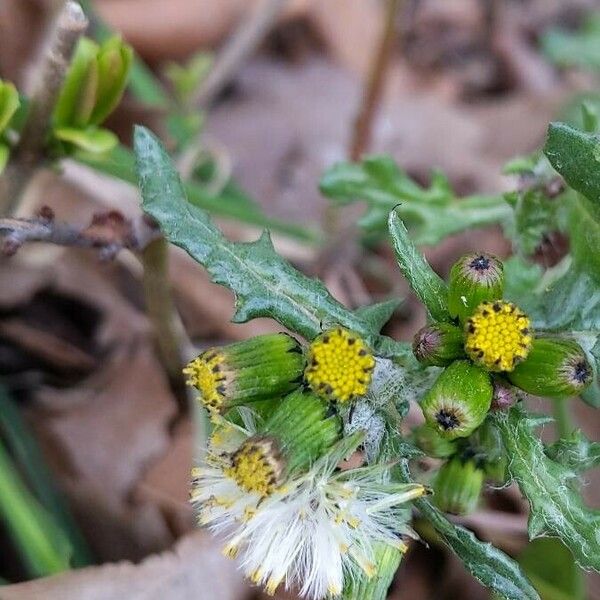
[141, 237, 188, 416]
[551, 396, 573, 439]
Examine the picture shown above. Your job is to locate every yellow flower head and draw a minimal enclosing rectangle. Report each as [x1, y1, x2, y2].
[183, 350, 228, 411]
[465, 301, 532, 372]
[224, 436, 284, 497]
[305, 327, 375, 403]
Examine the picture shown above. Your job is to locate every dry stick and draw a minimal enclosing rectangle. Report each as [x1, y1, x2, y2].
[0, 210, 190, 416]
[317, 0, 401, 286]
[0, 2, 88, 215]
[349, 0, 401, 161]
[193, 0, 289, 108]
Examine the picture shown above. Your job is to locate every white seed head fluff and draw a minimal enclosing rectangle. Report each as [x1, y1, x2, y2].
[192, 418, 425, 599]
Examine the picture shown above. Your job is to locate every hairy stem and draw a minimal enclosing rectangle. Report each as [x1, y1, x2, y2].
[551, 396, 573, 439]
[0, 1, 88, 215]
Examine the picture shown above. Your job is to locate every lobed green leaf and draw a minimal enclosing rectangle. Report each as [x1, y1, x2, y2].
[493, 406, 600, 571]
[134, 126, 408, 358]
[388, 210, 449, 322]
[320, 156, 511, 245]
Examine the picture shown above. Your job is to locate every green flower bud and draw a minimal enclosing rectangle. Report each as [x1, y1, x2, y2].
[184, 333, 304, 412]
[448, 253, 504, 322]
[468, 418, 507, 484]
[224, 389, 341, 495]
[89, 36, 133, 126]
[263, 389, 341, 475]
[508, 338, 592, 398]
[434, 458, 484, 515]
[341, 542, 405, 600]
[414, 424, 457, 458]
[413, 322, 465, 366]
[420, 360, 493, 439]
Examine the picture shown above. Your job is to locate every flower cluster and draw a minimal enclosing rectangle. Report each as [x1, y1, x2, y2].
[415, 252, 592, 441]
[185, 329, 425, 598]
[412, 252, 593, 515]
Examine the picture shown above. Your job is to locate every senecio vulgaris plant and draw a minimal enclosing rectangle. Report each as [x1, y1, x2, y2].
[132, 111, 600, 600]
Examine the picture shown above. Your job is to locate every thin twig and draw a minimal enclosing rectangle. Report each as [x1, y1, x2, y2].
[0, 1, 88, 215]
[193, 0, 289, 108]
[317, 0, 401, 287]
[349, 0, 401, 161]
[0, 208, 159, 258]
[0, 207, 190, 417]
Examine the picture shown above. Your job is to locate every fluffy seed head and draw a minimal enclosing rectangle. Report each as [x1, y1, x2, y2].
[224, 436, 284, 497]
[305, 327, 375, 403]
[465, 301, 532, 372]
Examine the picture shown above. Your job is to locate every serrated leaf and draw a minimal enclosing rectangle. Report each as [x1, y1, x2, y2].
[134, 126, 408, 358]
[493, 406, 600, 571]
[320, 156, 512, 245]
[388, 210, 449, 322]
[397, 461, 540, 600]
[546, 430, 600, 473]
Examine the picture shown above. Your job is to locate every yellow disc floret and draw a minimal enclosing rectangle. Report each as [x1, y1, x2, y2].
[305, 327, 375, 403]
[465, 301, 532, 372]
[224, 437, 284, 496]
[183, 349, 228, 411]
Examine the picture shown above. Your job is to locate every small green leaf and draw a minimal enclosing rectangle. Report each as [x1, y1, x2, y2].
[397, 461, 540, 600]
[320, 156, 511, 245]
[0, 79, 20, 134]
[54, 126, 118, 153]
[89, 36, 133, 126]
[134, 126, 407, 358]
[53, 37, 100, 128]
[544, 122, 600, 205]
[546, 430, 600, 473]
[354, 299, 401, 333]
[493, 406, 600, 572]
[518, 538, 584, 600]
[388, 210, 449, 322]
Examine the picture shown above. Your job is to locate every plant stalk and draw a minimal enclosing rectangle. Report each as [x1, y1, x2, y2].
[551, 396, 573, 440]
[141, 237, 188, 416]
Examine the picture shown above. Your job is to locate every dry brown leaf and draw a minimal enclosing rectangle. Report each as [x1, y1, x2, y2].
[1, 531, 248, 600]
